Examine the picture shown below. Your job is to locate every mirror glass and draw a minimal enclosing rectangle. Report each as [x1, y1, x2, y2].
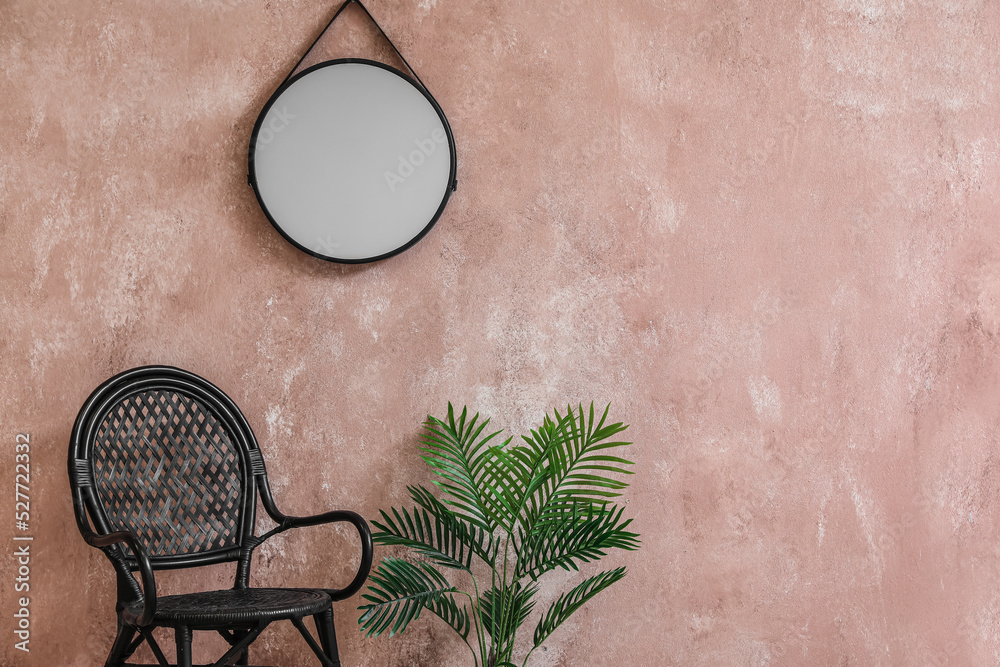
[250, 59, 455, 263]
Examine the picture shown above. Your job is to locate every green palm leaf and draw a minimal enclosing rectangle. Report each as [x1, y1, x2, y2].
[478, 441, 551, 534]
[370, 485, 496, 571]
[479, 581, 537, 661]
[358, 558, 464, 638]
[426, 589, 473, 641]
[420, 404, 504, 531]
[371, 504, 476, 571]
[407, 484, 496, 565]
[528, 404, 633, 527]
[514, 417, 564, 524]
[532, 567, 627, 648]
[516, 504, 640, 579]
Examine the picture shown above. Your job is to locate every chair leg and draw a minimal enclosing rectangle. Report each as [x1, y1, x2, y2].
[313, 609, 341, 667]
[175, 626, 193, 667]
[234, 630, 249, 665]
[104, 617, 137, 667]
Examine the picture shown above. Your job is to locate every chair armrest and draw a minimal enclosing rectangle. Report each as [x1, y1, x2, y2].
[274, 510, 374, 601]
[84, 530, 158, 626]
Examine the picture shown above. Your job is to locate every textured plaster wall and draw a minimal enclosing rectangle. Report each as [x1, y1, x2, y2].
[2, 0, 1000, 665]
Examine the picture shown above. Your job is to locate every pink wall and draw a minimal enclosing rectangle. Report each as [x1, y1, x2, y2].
[2, 0, 1000, 664]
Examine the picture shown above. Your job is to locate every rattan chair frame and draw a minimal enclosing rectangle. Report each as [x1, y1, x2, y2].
[68, 365, 373, 667]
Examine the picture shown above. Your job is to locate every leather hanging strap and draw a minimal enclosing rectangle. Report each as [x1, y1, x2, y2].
[282, 0, 429, 91]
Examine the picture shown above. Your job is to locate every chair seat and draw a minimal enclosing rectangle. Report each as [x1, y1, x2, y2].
[124, 588, 331, 628]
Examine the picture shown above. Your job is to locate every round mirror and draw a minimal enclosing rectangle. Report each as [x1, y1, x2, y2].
[249, 59, 456, 263]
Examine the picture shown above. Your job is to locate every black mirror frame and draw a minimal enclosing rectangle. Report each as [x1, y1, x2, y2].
[247, 57, 457, 264]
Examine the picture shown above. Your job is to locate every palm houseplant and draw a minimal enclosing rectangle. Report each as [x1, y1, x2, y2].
[358, 403, 640, 666]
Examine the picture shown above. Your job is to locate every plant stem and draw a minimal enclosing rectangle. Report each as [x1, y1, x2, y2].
[468, 571, 488, 666]
[490, 543, 499, 662]
[499, 532, 512, 663]
[457, 589, 481, 667]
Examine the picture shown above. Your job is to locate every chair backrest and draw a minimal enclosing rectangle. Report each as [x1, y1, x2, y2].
[69, 366, 262, 569]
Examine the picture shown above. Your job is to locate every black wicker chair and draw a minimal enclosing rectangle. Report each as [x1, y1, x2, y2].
[68, 365, 373, 667]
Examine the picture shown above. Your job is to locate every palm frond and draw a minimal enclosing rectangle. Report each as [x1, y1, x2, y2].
[358, 558, 461, 637]
[532, 567, 627, 648]
[371, 503, 477, 571]
[425, 588, 472, 640]
[527, 404, 633, 527]
[420, 403, 504, 531]
[479, 581, 538, 661]
[478, 442, 551, 534]
[407, 484, 495, 565]
[516, 504, 640, 579]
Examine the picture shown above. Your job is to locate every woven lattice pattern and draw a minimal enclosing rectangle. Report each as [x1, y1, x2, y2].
[92, 390, 243, 556]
